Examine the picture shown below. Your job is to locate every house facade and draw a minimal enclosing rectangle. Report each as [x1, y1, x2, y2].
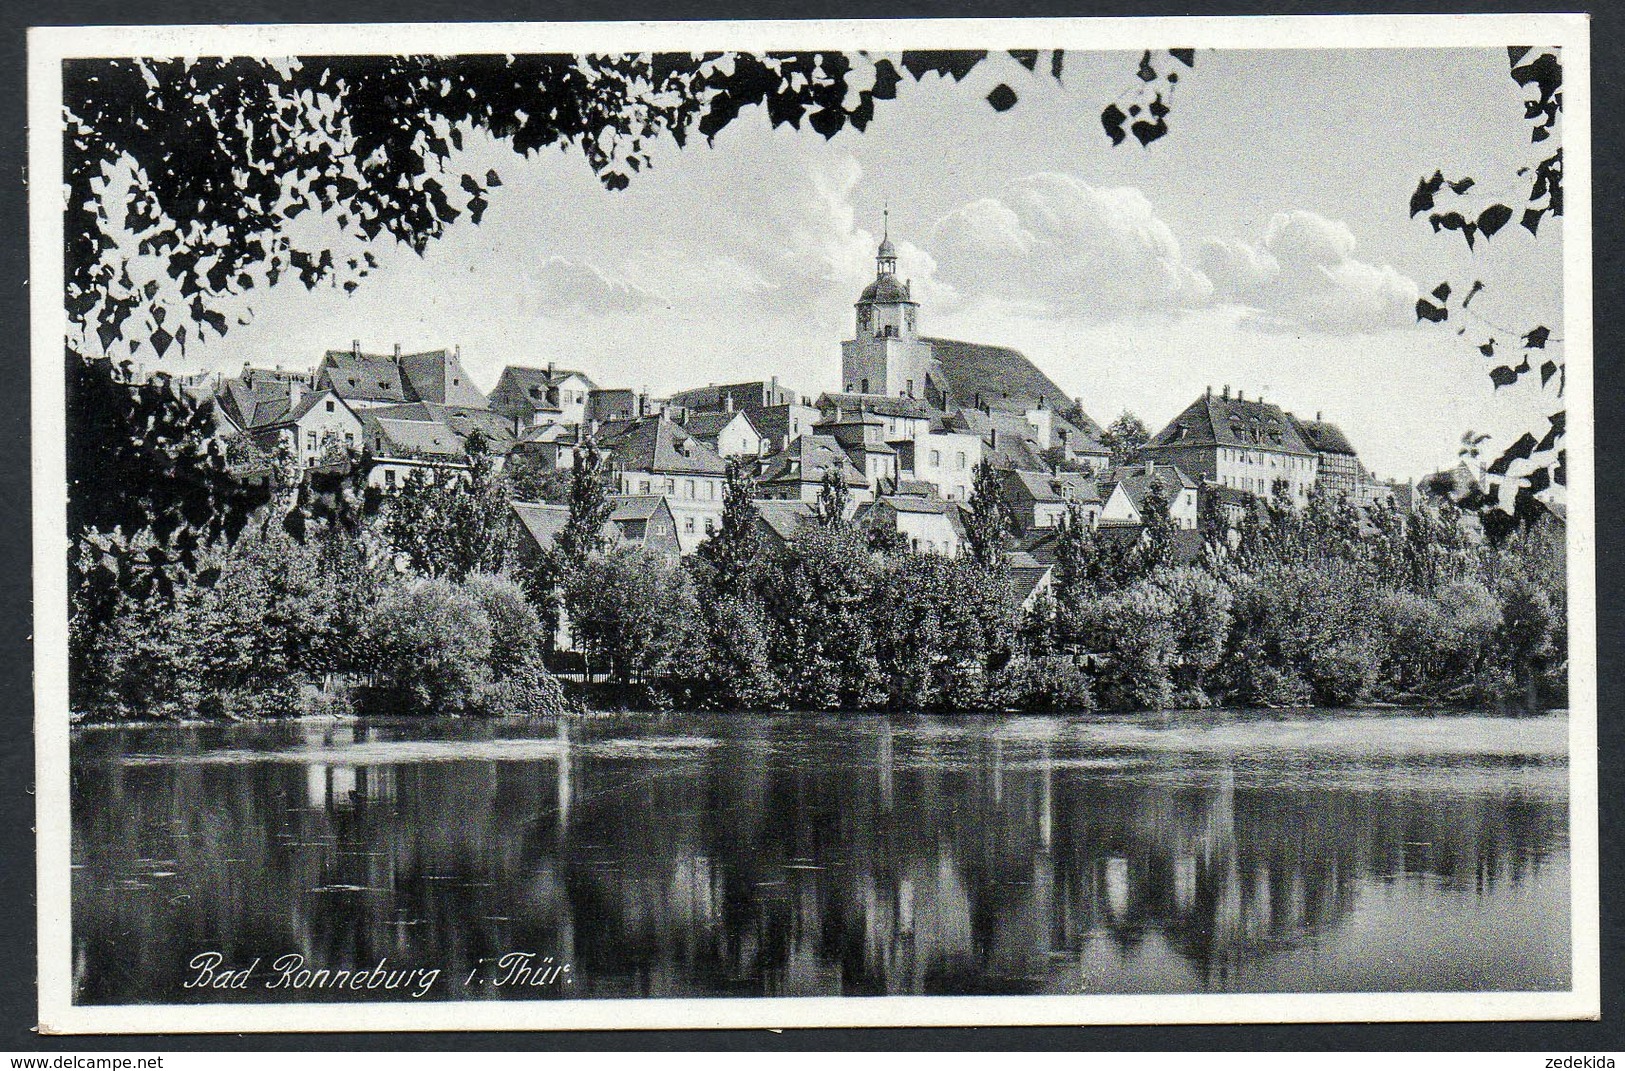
[859, 495, 966, 557]
[488, 363, 597, 432]
[1143, 387, 1318, 506]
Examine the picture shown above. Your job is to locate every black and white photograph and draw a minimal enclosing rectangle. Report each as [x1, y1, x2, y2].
[30, 14, 1596, 1033]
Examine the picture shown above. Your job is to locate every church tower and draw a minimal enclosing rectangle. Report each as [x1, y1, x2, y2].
[841, 213, 935, 398]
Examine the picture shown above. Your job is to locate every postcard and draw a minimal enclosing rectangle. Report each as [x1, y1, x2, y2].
[30, 13, 1596, 1033]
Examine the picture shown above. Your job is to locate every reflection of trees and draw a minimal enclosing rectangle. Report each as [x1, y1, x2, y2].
[71, 717, 1569, 1003]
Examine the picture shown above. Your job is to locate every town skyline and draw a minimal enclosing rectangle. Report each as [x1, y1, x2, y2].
[114, 47, 1562, 483]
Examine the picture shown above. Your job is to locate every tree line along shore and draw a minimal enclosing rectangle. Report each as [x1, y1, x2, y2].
[68, 427, 1566, 723]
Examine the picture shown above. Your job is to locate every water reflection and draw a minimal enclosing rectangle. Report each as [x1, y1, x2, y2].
[70, 711, 1570, 1003]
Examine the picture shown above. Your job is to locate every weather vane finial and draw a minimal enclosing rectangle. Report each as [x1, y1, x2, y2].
[883, 201, 889, 240]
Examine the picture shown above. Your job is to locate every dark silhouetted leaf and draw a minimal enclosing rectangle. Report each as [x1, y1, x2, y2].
[986, 83, 1018, 112]
[1478, 202, 1513, 237]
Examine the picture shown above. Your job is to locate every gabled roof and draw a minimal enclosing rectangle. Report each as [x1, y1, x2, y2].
[758, 434, 867, 488]
[609, 495, 672, 523]
[591, 416, 729, 476]
[319, 353, 410, 404]
[217, 377, 298, 429]
[666, 379, 796, 414]
[879, 477, 941, 498]
[510, 501, 570, 553]
[1001, 469, 1101, 505]
[1005, 551, 1054, 605]
[683, 409, 759, 442]
[490, 365, 597, 416]
[1292, 416, 1359, 457]
[817, 392, 942, 421]
[363, 415, 467, 459]
[1111, 468, 1196, 515]
[367, 402, 516, 454]
[395, 349, 490, 410]
[924, 337, 1100, 434]
[1050, 413, 1110, 456]
[752, 499, 815, 542]
[949, 408, 1050, 472]
[1146, 393, 1315, 456]
[878, 494, 957, 517]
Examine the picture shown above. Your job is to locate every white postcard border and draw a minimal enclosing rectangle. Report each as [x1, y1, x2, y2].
[30, 12, 1598, 1034]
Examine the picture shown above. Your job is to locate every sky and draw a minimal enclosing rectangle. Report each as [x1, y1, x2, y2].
[162, 47, 1563, 482]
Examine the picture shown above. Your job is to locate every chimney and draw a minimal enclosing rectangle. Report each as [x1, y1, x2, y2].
[1222, 385, 1230, 399]
[640, 387, 650, 417]
[393, 342, 402, 358]
[1238, 390, 1245, 402]
[1038, 394, 1046, 410]
[1207, 385, 1212, 398]
[547, 361, 556, 379]
[1316, 410, 1323, 421]
[725, 394, 735, 413]
[351, 340, 362, 357]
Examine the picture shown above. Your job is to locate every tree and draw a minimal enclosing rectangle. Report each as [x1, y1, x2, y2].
[754, 524, 884, 709]
[1100, 411, 1151, 468]
[698, 456, 762, 591]
[564, 546, 700, 687]
[556, 446, 615, 565]
[503, 452, 572, 505]
[814, 465, 851, 528]
[380, 446, 510, 582]
[963, 460, 1010, 570]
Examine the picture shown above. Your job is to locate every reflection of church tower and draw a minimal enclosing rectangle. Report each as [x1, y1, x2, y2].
[841, 212, 936, 398]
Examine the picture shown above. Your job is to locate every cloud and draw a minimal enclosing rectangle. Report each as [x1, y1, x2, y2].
[928, 173, 1210, 318]
[730, 152, 952, 311]
[519, 255, 667, 317]
[1202, 209, 1418, 334]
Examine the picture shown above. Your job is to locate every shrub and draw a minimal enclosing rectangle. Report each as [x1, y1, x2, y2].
[462, 572, 542, 679]
[361, 578, 492, 715]
[990, 655, 1094, 712]
[1305, 639, 1377, 706]
[1073, 581, 1178, 711]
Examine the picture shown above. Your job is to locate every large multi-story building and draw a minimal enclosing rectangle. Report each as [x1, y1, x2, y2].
[1291, 412, 1363, 501]
[1142, 387, 1319, 506]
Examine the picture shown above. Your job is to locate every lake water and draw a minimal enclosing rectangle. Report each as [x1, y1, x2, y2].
[70, 710, 1570, 1003]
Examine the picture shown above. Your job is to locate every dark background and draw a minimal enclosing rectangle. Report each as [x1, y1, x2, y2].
[1, 0, 1617, 1052]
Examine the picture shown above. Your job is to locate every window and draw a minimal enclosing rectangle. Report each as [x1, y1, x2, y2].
[861, 378, 870, 393]
[325, 400, 335, 413]
[930, 450, 941, 467]
[684, 517, 696, 534]
[344, 433, 355, 447]
[385, 469, 396, 487]
[957, 451, 967, 470]
[639, 479, 650, 494]
[704, 517, 716, 535]
[905, 379, 914, 397]
[306, 431, 317, 451]
[665, 478, 676, 494]
[452, 378, 459, 386]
